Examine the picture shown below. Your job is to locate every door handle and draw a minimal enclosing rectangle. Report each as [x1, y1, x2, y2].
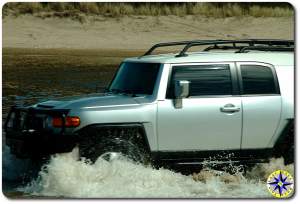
[220, 104, 240, 113]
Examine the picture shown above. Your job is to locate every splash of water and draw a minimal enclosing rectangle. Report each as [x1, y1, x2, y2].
[16, 148, 293, 198]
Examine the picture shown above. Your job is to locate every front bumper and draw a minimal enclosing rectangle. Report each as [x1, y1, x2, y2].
[4, 106, 77, 158]
[5, 130, 77, 158]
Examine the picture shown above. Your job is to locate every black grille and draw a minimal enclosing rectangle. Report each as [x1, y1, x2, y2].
[6, 111, 44, 131]
[5, 106, 70, 133]
[25, 115, 45, 130]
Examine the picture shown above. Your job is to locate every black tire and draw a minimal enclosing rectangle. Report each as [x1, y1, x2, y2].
[78, 127, 150, 164]
[274, 121, 294, 165]
[282, 125, 294, 165]
[283, 146, 294, 165]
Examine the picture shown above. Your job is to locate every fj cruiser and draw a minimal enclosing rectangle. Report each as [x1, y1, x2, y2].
[5, 39, 294, 170]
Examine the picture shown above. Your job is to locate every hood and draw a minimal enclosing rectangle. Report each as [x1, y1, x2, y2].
[35, 93, 149, 110]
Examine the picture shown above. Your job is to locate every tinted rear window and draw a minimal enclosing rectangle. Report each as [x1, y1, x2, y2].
[240, 65, 278, 95]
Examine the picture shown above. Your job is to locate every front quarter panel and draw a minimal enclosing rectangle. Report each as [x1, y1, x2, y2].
[70, 103, 158, 151]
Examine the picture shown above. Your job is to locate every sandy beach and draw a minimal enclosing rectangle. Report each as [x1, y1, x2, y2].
[3, 15, 294, 50]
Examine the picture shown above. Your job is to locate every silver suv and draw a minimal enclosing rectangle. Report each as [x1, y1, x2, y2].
[5, 40, 294, 170]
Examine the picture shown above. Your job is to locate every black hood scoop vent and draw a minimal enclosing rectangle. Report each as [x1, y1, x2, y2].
[37, 104, 55, 109]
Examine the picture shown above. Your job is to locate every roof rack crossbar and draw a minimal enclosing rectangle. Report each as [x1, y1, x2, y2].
[141, 39, 294, 57]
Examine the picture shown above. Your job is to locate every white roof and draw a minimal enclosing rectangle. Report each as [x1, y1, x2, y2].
[124, 51, 294, 66]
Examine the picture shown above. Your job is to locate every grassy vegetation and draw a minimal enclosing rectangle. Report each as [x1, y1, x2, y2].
[3, 2, 294, 19]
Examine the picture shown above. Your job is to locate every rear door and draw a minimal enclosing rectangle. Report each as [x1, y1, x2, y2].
[237, 62, 282, 149]
[157, 63, 242, 151]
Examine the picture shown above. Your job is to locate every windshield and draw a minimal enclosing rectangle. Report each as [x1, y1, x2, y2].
[108, 62, 160, 95]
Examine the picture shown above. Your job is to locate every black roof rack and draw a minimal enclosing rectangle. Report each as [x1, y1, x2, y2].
[237, 46, 294, 53]
[141, 39, 294, 57]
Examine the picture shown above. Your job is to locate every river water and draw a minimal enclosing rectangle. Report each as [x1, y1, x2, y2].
[3, 146, 294, 198]
[2, 48, 294, 198]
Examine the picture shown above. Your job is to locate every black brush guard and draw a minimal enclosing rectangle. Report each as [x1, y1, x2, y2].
[4, 106, 77, 158]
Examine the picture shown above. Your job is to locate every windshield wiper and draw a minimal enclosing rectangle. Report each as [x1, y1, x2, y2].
[106, 88, 138, 97]
[106, 88, 122, 94]
[121, 89, 139, 97]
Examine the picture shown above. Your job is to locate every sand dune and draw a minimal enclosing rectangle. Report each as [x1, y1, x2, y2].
[3, 15, 294, 50]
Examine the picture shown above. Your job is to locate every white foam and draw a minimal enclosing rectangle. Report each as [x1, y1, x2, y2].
[18, 147, 294, 198]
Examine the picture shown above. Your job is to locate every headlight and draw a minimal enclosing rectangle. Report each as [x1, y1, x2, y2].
[52, 116, 80, 128]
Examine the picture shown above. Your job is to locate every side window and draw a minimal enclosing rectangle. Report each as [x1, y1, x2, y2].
[240, 65, 278, 95]
[167, 64, 232, 98]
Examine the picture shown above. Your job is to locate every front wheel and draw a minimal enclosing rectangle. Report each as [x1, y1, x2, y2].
[78, 127, 150, 164]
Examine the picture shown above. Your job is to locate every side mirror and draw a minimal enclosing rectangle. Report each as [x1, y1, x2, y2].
[174, 80, 190, 109]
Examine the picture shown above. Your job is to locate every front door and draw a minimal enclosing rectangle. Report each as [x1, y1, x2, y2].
[157, 63, 242, 151]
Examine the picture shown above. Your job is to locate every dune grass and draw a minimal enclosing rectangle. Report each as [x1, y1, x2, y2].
[3, 2, 294, 19]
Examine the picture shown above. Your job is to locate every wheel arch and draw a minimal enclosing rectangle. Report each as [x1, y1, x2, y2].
[75, 122, 152, 155]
